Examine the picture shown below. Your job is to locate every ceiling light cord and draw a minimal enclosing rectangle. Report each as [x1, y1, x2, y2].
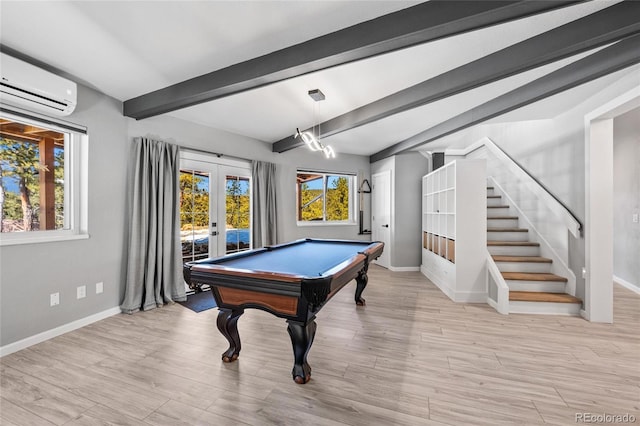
[294, 89, 335, 158]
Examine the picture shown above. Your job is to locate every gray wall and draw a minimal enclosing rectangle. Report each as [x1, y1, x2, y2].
[129, 114, 372, 244]
[0, 85, 128, 347]
[1, 83, 373, 348]
[613, 107, 640, 289]
[393, 153, 430, 268]
[371, 152, 430, 269]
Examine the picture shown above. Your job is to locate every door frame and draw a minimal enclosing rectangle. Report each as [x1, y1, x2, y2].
[584, 86, 640, 322]
[371, 170, 392, 269]
[180, 150, 252, 257]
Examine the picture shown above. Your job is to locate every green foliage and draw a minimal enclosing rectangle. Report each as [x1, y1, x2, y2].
[326, 176, 349, 220]
[179, 173, 251, 231]
[298, 175, 350, 221]
[179, 172, 209, 230]
[0, 137, 52, 231]
[300, 182, 323, 221]
[226, 177, 249, 229]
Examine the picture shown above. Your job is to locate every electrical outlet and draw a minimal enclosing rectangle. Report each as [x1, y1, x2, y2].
[96, 282, 103, 294]
[50, 292, 60, 306]
[77, 285, 86, 299]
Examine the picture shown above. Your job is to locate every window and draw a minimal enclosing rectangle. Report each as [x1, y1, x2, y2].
[0, 110, 87, 245]
[296, 171, 355, 224]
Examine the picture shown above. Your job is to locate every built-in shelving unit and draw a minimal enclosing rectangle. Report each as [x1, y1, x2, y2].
[423, 160, 456, 262]
[421, 159, 487, 303]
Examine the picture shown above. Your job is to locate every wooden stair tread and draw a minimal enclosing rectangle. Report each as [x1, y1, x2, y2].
[487, 195, 501, 198]
[492, 255, 552, 263]
[487, 241, 540, 246]
[487, 227, 528, 232]
[502, 272, 568, 282]
[487, 186, 494, 189]
[509, 291, 581, 304]
[487, 205, 510, 208]
[487, 216, 518, 220]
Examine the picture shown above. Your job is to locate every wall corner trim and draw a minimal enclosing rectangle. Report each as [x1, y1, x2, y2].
[0, 306, 121, 357]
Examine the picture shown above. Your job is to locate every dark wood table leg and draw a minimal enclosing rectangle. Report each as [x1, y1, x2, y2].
[286, 319, 317, 384]
[354, 267, 368, 306]
[217, 308, 244, 362]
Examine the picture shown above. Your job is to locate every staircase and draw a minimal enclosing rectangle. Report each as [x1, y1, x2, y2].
[486, 187, 582, 315]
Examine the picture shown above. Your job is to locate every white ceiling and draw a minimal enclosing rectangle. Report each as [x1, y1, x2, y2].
[0, 0, 632, 157]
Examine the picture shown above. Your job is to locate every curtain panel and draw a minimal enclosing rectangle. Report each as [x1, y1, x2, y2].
[121, 137, 186, 314]
[252, 160, 278, 247]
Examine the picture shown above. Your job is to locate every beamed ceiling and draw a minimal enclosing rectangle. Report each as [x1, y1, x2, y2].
[1, 1, 638, 162]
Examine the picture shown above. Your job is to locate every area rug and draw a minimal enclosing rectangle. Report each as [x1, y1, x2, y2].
[179, 290, 217, 313]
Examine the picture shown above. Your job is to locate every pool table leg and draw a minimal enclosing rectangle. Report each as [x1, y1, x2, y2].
[354, 268, 368, 306]
[217, 308, 244, 362]
[287, 319, 317, 384]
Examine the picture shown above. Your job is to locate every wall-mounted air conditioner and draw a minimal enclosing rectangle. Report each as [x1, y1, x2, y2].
[0, 52, 77, 116]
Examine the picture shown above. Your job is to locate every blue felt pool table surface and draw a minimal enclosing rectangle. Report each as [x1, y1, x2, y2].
[207, 239, 377, 277]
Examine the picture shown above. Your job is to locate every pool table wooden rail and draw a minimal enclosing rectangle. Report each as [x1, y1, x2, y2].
[182, 238, 384, 384]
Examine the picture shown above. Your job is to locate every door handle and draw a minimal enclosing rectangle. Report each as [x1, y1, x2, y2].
[382, 224, 389, 228]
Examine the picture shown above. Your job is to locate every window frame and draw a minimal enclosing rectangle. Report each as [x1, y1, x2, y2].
[0, 107, 88, 246]
[296, 170, 357, 227]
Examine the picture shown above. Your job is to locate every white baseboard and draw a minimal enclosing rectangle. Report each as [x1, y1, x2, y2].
[388, 266, 420, 272]
[0, 306, 121, 357]
[614, 275, 640, 294]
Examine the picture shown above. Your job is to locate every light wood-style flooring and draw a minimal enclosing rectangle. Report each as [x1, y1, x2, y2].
[1, 265, 639, 425]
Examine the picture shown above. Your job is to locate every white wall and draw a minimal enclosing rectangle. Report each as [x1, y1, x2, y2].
[422, 68, 640, 302]
[613, 107, 640, 290]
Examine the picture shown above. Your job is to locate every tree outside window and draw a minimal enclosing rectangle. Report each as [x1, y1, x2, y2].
[0, 119, 65, 233]
[297, 171, 353, 223]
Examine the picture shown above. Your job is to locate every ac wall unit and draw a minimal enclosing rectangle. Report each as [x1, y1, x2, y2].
[0, 52, 77, 116]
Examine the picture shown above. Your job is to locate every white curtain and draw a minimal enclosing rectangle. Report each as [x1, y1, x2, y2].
[121, 137, 186, 314]
[252, 160, 278, 247]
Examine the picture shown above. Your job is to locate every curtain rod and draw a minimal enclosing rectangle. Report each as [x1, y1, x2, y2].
[180, 146, 250, 163]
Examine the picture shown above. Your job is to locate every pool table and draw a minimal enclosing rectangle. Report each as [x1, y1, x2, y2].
[183, 238, 384, 384]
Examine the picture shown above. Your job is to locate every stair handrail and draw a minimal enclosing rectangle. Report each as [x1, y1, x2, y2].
[447, 137, 582, 238]
[486, 251, 509, 315]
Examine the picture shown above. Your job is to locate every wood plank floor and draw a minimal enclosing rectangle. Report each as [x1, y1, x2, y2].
[1, 265, 639, 425]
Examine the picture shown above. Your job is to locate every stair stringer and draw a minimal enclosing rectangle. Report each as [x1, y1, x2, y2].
[487, 176, 576, 297]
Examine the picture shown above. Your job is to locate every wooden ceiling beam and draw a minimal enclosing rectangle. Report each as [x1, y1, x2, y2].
[123, 0, 580, 121]
[276, 1, 640, 153]
[369, 34, 640, 162]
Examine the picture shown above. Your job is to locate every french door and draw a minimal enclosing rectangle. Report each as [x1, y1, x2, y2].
[180, 154, 251, 265]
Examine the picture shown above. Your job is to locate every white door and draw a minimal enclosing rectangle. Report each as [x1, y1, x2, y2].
[372, 171, 391, 269]
[180, 158, 252, 263]
[179, 162, 221, 262]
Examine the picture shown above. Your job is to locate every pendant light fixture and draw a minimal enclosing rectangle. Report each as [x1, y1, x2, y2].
[294, 89, 335, 158]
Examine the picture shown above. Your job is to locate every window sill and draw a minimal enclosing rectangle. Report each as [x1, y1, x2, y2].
[0, 232, 89, 247]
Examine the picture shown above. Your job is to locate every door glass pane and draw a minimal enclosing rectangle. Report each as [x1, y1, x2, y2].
[225, 175, 250, 254]
[180, 169, 210, 262]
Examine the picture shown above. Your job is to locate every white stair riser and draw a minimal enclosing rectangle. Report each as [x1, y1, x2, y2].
[488, 245, 540, 256]
[505, 281, 566, 292]
[487, 231, 529, 242]
[487, 207, 510, 216]
[495, 261, 552, 273]
[487, 197, 503, 207]
[509, 301, 581, 316]
[487, 218, 519, 228]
